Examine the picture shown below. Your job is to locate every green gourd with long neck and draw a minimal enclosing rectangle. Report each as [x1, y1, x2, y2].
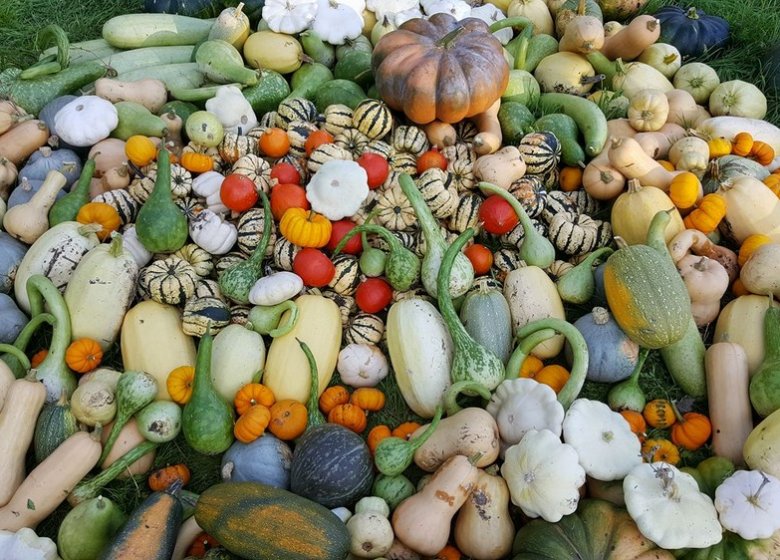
[135, 148, 188, 253]
[182, 331, 235, 455]
[48, 158, 95, 226]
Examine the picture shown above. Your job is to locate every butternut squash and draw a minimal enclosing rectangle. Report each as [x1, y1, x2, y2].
[95, 78, 168, 113]
[0, 430, 101, 531]
[705, 343, 753, 465]
[606, 118, 637, 138]
[454, 469, 515, 560]
[666, 89, 700, 127]
[0, 374, 47, 507]
[558, 16, 605, 54]
[424, 121, 457, 149]
[0, 120, 49, 166]
[88, 138, 127, 178]
[608, 136, 680, 191]
[392, 455, 479, 556]
[2, 169, 68, 244]
[583, 148, 626, 200]
[601, 15, 661, 61]
[473, 146, 527, 191]
[633, 124, 686, 160]
[472, 99, 502, 155]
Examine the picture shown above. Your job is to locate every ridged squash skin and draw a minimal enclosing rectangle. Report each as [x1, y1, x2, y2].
[604, 244, 690, 349]
[120, 300, 197, 400]
[33, 396, 79, 464]
[263, 295, 341, 403]
[194, 482, 351, 560]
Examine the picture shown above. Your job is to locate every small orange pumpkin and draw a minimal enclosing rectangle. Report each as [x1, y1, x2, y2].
[518, 355, 544, 378]
[643, 399, 676, 429]
[533, 364, 570, 394]
[367, 424, 392, 454]
[65, 338, 103, 373]
[707, 137, 731, 159]
[670, 411, 712, 450]
[148, 463, 191, 491]
[328, 403, 367, 433]
[657, 160, 675, 171]
[732, 132, 754, 156]
[350, 387, 386, 411]
[167, 365, 195, 405]
[763, 173, 780, 197]
[180, 151, 214, 173]
[620, 410, 647, 440]
[268, 399, 308, 440]
[76, 201, 121, 240]
[392, 421, 422, 440]
[279, 208, 332, 248]
[738, 233, 772, 267]
[669, 172, 700, 210]
[234, 383, 275, 416]
[642, 438, 680, 465]
[559, 166, 583, 192]
[125, 135, 157, 167]
[732, 277, 751, 296]
[749, 140, 775, 166]
[30, 349, 48, 368]
[234, 404, 272, 443]
[185, 532, 220, 558]
[319, 385, 350, 414]
[683, 193, 726, 234]
[436, 545, 463, 560]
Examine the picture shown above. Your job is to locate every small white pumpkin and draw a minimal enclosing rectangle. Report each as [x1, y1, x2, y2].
[189, 209, 238, 255]
[54, 96, 118, 147]
[714, 470, 780, 540]
[262, 0, 318, 34]
[192, 171, 229, 215]
[628, 89, 670, 132]
[0, 528, 60, 560]
[486, 378, 565, 446]
[70, 380, 117, 427]
[367, 0, 417, 20]
[421, 0, 471, 19]
[307, 160, 369, 220]
[669, 136, 710, 174]
[248, 271, 304, 306]
[470, 4, 513, 44]
[337, 343, 389, 387]
[637, 43, 682, 79]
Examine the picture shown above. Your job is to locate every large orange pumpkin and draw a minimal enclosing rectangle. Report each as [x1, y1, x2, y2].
[372, 13, 509, 124]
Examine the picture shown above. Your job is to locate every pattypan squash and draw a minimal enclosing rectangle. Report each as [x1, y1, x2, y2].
[204, 86, 258, 134]
[122, 225, 153, 267]
[249, 271, 304, 306]
[421, 0, 472, 20]
[562, 398, 642, 481]
[262, 0, 318, 34]
[714, 470, 780, 540]
[366, 0, 418, 20]
[470, 4, 513, 44]
[0, 528, 61, 560]
[623, 462, 723, 549]
[192, 171, 229, 215]
[501, 429, 586, 522]
[486, 378, 564, 446]
[393, 7, 425, 26]
[189, 208, 238, 255]
[338, 343, 390, 387]
[312, 0, 364, 45]
[306, 159, 369, 220]
[54, 96, 118, 147]
[333, 0, 366, 14]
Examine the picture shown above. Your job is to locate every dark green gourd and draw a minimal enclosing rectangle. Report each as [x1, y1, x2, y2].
[135, 148, 188, 253]
[48, 158, 95, 226]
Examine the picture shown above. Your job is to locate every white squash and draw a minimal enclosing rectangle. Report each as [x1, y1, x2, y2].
[346, 498, 394, 558]
[612, 62, 674, 100]
[714, 470, 780, 540]
[507, 0, 554, 35]
[337, 344, 389, 388]
[262, 0, 318, 34]
[534, 52, 598, 96]
[740, 243, 780, 298]
[673, 62, 720, 104]
[192, 171, 229, 215]
[0, 528, 59, 560]
[211, 324, 266, 403]
[54, 96, 118, 147]
[204, 85, 258, 134]
[696, 116, 780, 156]
[716, 176, 780, 244]
[486, 378, 564, 446]
[313, 0, 364, 45]
[120, 225, 152, 267]
[248, 271, 303, 306]
[669, 136, 710, 173]
[627, 89, 669, 132]
[709, 80, 768, 119]
[471, 4, 513, 44]
[70, 380, 116, 427]
[638, 43, 682, 79]
[714, 295, 778, 375]
[189, 209, 238, 255]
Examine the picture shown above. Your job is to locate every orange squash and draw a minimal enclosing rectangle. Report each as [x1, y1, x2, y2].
[327, 403, 367, 433]
[76, 202, 121, 240]
[234, 383, 275, 416]
[738, 234, 772, 267]
[234, 405, 272, 443]
[642, 438, 680, 465]
[167, 365, 195, 405]
[148, 463, 190, 491]
[392, 421, 422, 440]
[731, 132, 753, 156]
[279, 208, 332, 248]
[180, 152, 214, 173]
[268, 399, 307, 440]
[65, 338, 103, 373]
[319, 385, 350, 414]
[367, 425, 392, 454]
[349, 387, 385, 411]
[670, 411, 712, 450]
[643, 399, 676, 428]
[620, 410, 647, 440]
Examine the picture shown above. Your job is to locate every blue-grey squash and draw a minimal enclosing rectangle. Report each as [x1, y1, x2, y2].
[19, 147, 82, 186]
[220, 434, 292, 489]
[459, 283, 514, 364]
[0, 293, 27, 344]
[7, 178, 66, 208]
[566, 307, 639, 383]
[0, 232, 28, 294]
[38, 95, 82, 153]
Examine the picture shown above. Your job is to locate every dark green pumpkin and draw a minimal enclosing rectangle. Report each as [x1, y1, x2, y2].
[33, 393, 79, 463]
[195, 482, 350, 560]
[290, 424, 374, 508]
[655, 6, 729, 59]
[143, 0, 220, 17]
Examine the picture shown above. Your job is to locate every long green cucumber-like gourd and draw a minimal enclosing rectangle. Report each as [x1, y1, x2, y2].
[135, 148, 188, 253]
[41, 38, 120, 64]
[748, 304, 780, 417]
[0, 344, 30, 378]
[438, 228, 505, 392]
[479, 182, 555, 268]
[538, 92, 609, 157]
[247, 301, 299, 337]
[333, 223, 420, 291]
[0, 313, 54, 378]
[374, 405, 444, 476]
[99, 45, 196, 75]
[398, 173, 473, 298]
[299, 339, 326, 430]
[49, 158, 96, 226]
[506, 318, 589, 410]
[443, 380, 494, 416]
[219, 191, 272, 304]
[20, 25, 70, 79]
[102, 13, 214, 48]
[556, 246, 614, 304]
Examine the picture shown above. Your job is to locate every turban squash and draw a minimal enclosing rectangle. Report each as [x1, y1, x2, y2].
[372, 13, 509, 125]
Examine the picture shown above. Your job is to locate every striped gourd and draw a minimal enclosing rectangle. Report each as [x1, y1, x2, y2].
[352, 99, 393, 140]
[219, 133, 257, 165]
[174, 197, 203, 221]
[275, 98, 318, 128]
[448, 193, 483, 233]
[307, 143, 353, 174]
[182, 296, 231, 336]
[33, 395, 79, 463]
[128, 175, 155, 203]
[286, 120, 318, 158]
[375, 183, 416, 231]
[273, 237, 301, 271]
[541, 190, 579, 224]
[508, 175, 547, 219]
[334, 128, 369, 158]
[493, 248, 523, 278]
[546, 259, 575, 279]
[469, 276, 503, 293]
[364, 140, 394, 159]
[594, 220, 613, 249]
[323, 104, 354, 136]
[448, 155, 476, 192]
[443, 143, 476, 166]
[174, 243, 214, 277]
[170, 164, 193, 198]
[518, 131, 561, 175]
[215, 252, 244, 276]
[501, 218, 548, 248]
[232, 154, 273, 194]
[93, 189, 139, 224]
[542, 166, 560, 190]
[388, 152, 418, 175]
[139, 256, 199, 306]
[548, 212, 599, 256]
[320, 290, 355, 328]
[392, 287, 434, 304]
[237, 208, 276, 256]
[259, 111, 278, 128]
[246, 125, 267, 142]
[345, 313, 384, 345]
[417, 168, 459, 219]
[567, 189, 600, 216]
[195, 279, 223, 299]
[328, 254, 360, 296]
[392, 125, 428, 156]
[456, 120, 478, 143]
[230, 304, 251, 326]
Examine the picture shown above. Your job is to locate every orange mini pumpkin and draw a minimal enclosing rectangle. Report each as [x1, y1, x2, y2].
[125, 135, 157, 167]
[319, 385, 350, 414]
[234, 405, 271, 443]
[30, 349, 48, 368]
[148, 463, 191, 491]
[328, 403, 367, 433]
[167, 365, 195, 405]
[749, 140, 775, 166]
[269, 399, 308, 440]
[185, 532, 220, 558]
[643, 399, 676, 429]
[707, 137, 732, 159]
[76, 201, 121, 240]
[534, 364, 571, 394]
[518, 355, 544, 378]
[392, 421, 422, 440]
[671, 411, 712, 450]
[436, 545, 463, 560]
[367, 424, 392, 454]
[620, 410, 647, 440]
[65, 338, 103, 373]
[642, 438, 680, 465]
[234, 383, 275, 416]
[279, 208, 332, 248]
[732, 132, 753, 156]
[180, 151, 214, 174]
[350, 387, 386, 411]
[559, 166, 583, 192]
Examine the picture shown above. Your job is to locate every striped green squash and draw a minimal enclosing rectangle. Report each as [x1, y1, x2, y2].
[33, 394, 79, 463]
[182, 296, 231, 336]
[518, 131, 561, 175]
[195, 482, 350, 560]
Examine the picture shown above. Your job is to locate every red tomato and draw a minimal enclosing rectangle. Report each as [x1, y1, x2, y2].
[417, 148, 448, 174]
[327, 219, 363, 255]
[293, 248, 335, 287]
[220, 174, 258, 212]
[355, 278, 393, 313]
[270, 183, 308, 221]
[356, 152, 390, 189]
[479, 195, 518, 235]
[464, 243, 494, 275]
[270, 162, 301, 185]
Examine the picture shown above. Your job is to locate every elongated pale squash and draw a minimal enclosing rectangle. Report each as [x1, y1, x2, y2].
[211, 324, 265, 404]
[714, 295, 778, 375]
[502, 266, 565, 358]
[263, 295, 341, 403]
[120, 300, 197, 401]
[386, 298, 453, 419]
[102, 14, 213, 48]
[744, 407, 780, 479]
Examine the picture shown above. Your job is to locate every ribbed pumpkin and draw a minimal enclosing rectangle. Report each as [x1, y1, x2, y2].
[275, 98, 318, 128]
[279, 208, 332, 248]
[139, 256, 199, 306]
[372, 13, 509, 124]
[655, 5, 729, 59]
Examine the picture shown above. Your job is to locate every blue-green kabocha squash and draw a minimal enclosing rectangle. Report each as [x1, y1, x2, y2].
[655, 6, 729, 59]
[566, 307, 639, 383]
[290, 424, 374, 508]
[220, 434, 292, 489]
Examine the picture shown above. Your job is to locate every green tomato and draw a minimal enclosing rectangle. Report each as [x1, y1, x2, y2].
[185, 110, 224, 148]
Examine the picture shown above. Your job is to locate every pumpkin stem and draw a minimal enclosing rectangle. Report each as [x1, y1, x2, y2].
[591, 307, 610, 325]
[685, 6, 700, 19]
[233, 2, 244, 16]
[580, 74, 605, 86]
[669, 399, 686, 424]
[437, 26, 466, 48]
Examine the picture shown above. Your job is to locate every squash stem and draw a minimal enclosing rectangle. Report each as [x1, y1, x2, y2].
[298, 338, 325, 429]
[408, 405, 443, 452]
[398, 173, 445, 249]
[488, 16, 534, 34]
[2, 312, 54, 378]
[247, 301, 299, 337]
[437, 26, 466, 48]
[443, 380, 493, 416]
[0, 343, 31, 372]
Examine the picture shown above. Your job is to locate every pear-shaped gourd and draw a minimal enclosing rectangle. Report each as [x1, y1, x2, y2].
[183, 331, 235, 455]
[209, 2, 251, 49]
[556, 246, 614, 304]
[196, 39, 258, 86]
[57, 496, 127, 560]
[135, 148, 188, 253]
[111, 101, 167, 140]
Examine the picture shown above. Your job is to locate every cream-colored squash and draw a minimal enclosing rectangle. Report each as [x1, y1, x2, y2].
[211, 324, 265, 404]
[507, 0, 554, 35]
[627, 89, 669, 132]
[669, 136, 710, 174]
[716, 176, 780, 244]
[610, 179, 684, 245]
[714, 295, 778, 376]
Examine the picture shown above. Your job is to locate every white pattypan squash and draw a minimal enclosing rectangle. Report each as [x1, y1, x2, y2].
[306, 159, 369, 220]
[562, 398, 642, 481]
[0, 528, 60, 560]
[189, 208, 238, 255]
[421, 0, 471, 20]
[204, 85, 258, 134]
[623, 462, 723, 549]
[312, 0, 364, 45]
[249, 271, 304, 306]
[121, 225, 152, 267]
[262, 0, 318, 34]
[333, 0, 366, 13]
[486, 378, 564, 446]
[54, 96, 118, 147]
[192, 171, 229, 215]
[470, 4, 512, 44]
[338, 343, 390, 387]
[501, 429, 586, 522]
[367, 0, 418, 20]
[393, 7, 425, 26]
[715, 470, 780, 540]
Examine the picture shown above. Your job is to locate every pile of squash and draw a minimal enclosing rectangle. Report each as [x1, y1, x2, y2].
[2, 0, 780, 559]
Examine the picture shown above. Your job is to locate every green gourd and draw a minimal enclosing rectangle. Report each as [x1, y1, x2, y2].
[247, 301, 299, 337]
[219, 191, 272, 304]
[48, 158, 95, 226]
[135, 148, 188, 253]
[374, 405, 443, 476]
[111, 101, 167, 139]
[533, 113, 586, 166]
[299, 338, 325, 430]
[749, 304, 780, 417]
[33, 392, 79, 463]
[439, 228, 505, 392]
[196, 39, 258, 85]
[372, 474, 415, 510]
[358, 232, 386, 277]
[479, 182, 556, 269]
[556, 246, 614, 304]
[334, 224, 420, 291]
[607, 348, 649, 412]
[459, 284, 514, 365]
[183, 331, 235, 455]
[58, 496, 127, 560]
[300, 30, 336, 68]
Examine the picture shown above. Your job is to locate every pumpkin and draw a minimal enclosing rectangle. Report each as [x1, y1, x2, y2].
[125, 135, 158, 167]
[367, 425, 391, 454]
[567, 307, 639, 384]
[684, 193, 727, 233]
[180, 152, 214, 173]
[234, 383, 275, 415]
[738, 233, 772, 266]
[76, 202, 121, 241]
[750, 140, 775, 166]
[372, 13, 509, 124]
[65, 338, 103, 373]
[671, 411, 712, 450]
[269, 399, 308, 440]
[234, 404, 272, 443]
[148, 463, 190, 491]
[655, 6, 729, 59]
[319, 386, 350, 414]
[220, 433, 293, 489]
[669, 172, 701, 210]
[279, 208, 332, 248]
[641, 438, 681, 464]
[327, 403, 368, 433]
[167, 365, 195, 405]
[350, 387, 385, 411]
[620, 410, 647, 439]
[643, 399, 676, 428]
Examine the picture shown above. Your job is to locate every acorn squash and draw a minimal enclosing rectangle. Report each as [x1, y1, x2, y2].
[655, 6, 729, 59]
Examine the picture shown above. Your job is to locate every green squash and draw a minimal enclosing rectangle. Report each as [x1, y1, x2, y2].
[674, 530, 780, 560]
[242, 70, 291, 115]
[48, 158, 96, 226]
[680, 456, 735, 498]
[135, 148, 188, 253]
[288, 62, 333, 100]
[111, 101, 167, 140]
[33, 393, 79, 463]
[58, 496, 127, 560]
